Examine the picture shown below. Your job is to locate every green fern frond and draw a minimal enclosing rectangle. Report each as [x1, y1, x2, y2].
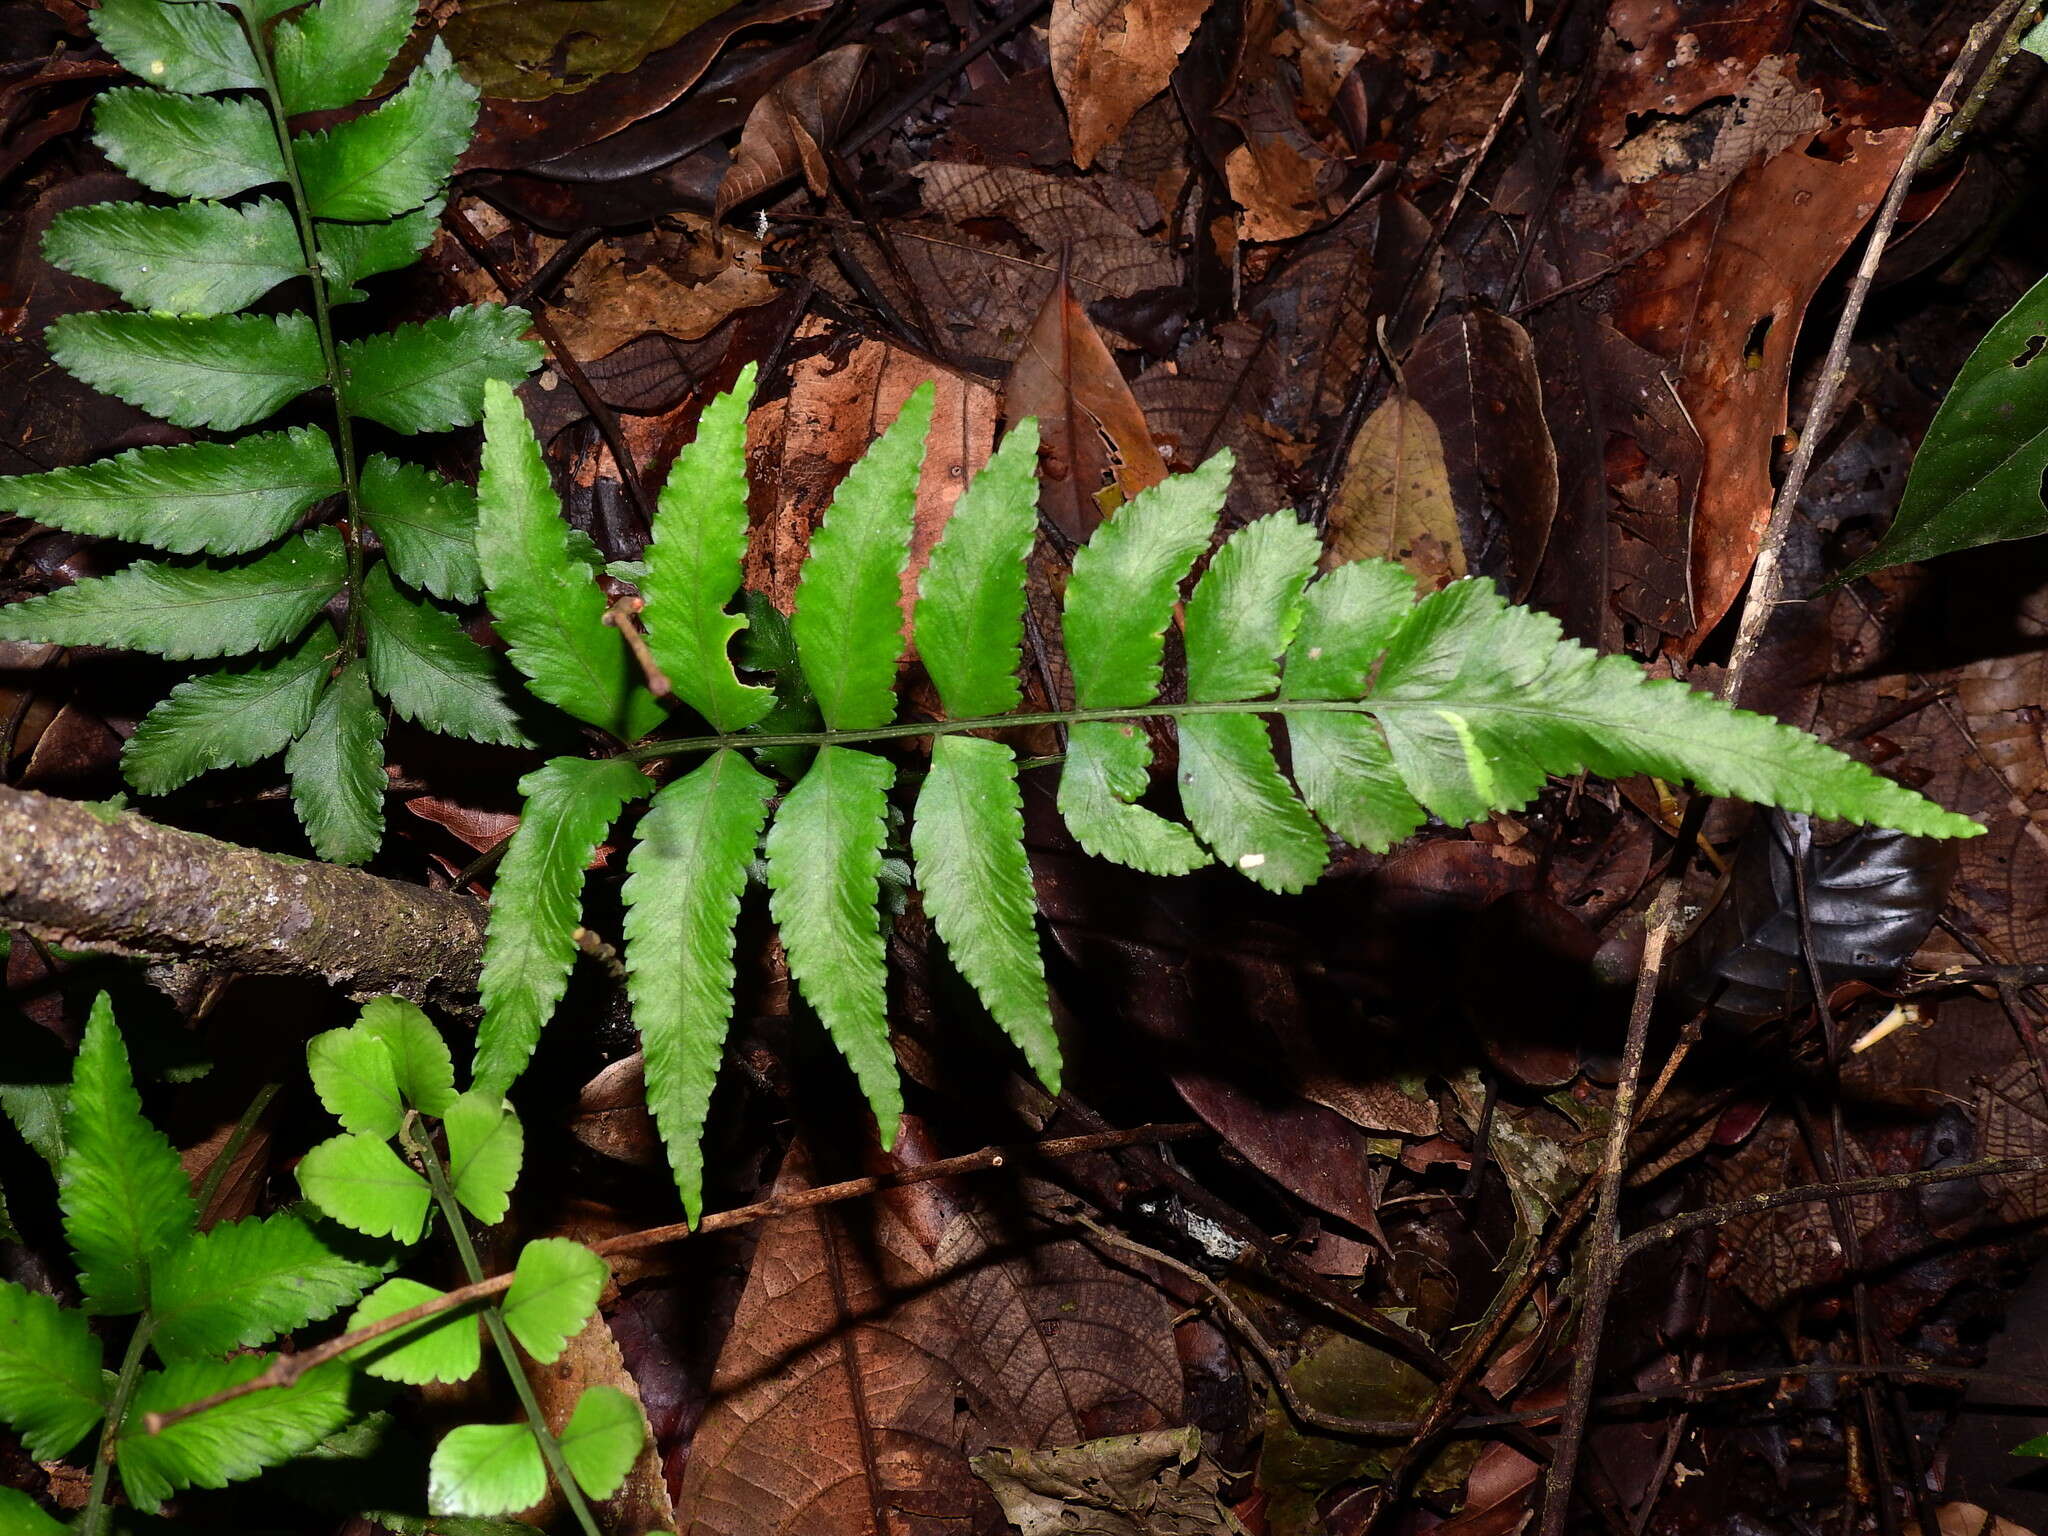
[0, 0, 540, 863]
[472, 381, 1982, 1220]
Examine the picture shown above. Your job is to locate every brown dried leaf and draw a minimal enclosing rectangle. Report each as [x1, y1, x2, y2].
[1322, 389, 1463, 587]
[714, 44, 882, 225]
[1401, 310, 1556, 601]
[1050, 0, 1216, 170]
[912, 163, 1177, 300]
[1250, 193, 1439, 435]
[678, 1136, 1185, 1536]
[552, 219, 777, 361]
[745, 319, 997, 614]
[972, 1428, 1246, 1536]
[1215, 0, 1341, 242]
[1130, 320, 1289, 528]
[1613, 123, 1911, 653]
[1005, 272, 1168, 543]
[525, 1313, 674, 1536]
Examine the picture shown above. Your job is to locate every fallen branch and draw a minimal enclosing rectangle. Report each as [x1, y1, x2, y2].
[0, 787, 486, 1009]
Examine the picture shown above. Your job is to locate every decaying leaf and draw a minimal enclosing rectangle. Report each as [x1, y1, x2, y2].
[1050, 0, 1216, 170]
[524, 1311, 673, 1535]
[551, 219, 777, 361]
[714, 45, 883, 225]
[1257, 1328, 1477, 1536]
[1005, 271, 1167, 543]
[1216, 0, 1342, 242]
[912, 163, 1178, 302]
[1130, 320, 1290, 528]
[1613, 122, 1911, 653]
[1322, 388, 1463, 586]
[1401, 310, 1556, 601]
[972, 1427, 1245, 1536]
[444, 0, 747, 100]
[677, 1137, 1184, 1536]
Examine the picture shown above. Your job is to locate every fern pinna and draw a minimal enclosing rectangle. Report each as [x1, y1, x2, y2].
[472, 370, 1981, 1222]
[0, 0, 539, 863]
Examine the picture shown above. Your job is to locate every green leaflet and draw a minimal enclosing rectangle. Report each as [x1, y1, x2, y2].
[1057, 721, 1210, 875]
[295, 42, 478, 221]
[90, 0, 260, 93]
[273, 0, 418, 115]
[914, 416, 1039, 718]
[1365, 580, 1984, 839]
[362, 563, 528, 747]
[499, 1238, 604, 1364]
[298, 1131, 432, 1243]
[1282, 558, 1417, 701]
[0, 1279, 107, 1460]
[1177, 714, 1327, 893]
[308, 1018, 408, 1138]
[640, 365, 772, 732]
[287, 659, 388, 865]
[91, 88, 282, 200]
[43, 198, 303, 317]
[429, 1422, 546, 1517]
[477, 382, 656, 740]
[119, 1356, 357, 1512]
[347, 1278, 482, 1385]
[473, 757, 652, 1095]
[356, 996, 459, 1118]
[147, 1212, 383, 1360]
[621, 749, 774, 1222]
[361, 453, 482, 603]
[1284, 712, 1424, 853]
[764, 746, 903, 1142]
[0, 528, 346, 661]
[1063, 453, 1232, 708]
[340, 307, 543, 435]
[792, 383, 935, 730]
[559, 1386, 644, 1501]
[1185, 513, 1319, 702]
[59, 995, 197, 1315]
[0, 1485, 67, 1536]
[49, 311, 324, 432]
[0, 429, 342, 557]
[443, 1091, 523, 1226]
[1837, 268, 2048, 579]
[1175, 514, 1327, 892]
[124, 628, 332, 793]
[319, 202, 443, 305]
[912, 735, 1058, 1088]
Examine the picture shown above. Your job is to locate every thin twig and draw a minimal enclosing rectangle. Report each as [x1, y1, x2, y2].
[1920, 0, 2039, 170]
[1536, 27, 2011, 1529]
[604, 594, 673, 698]
[141, 1120, 1206, 1433]
[1724, 13, 2009, 703]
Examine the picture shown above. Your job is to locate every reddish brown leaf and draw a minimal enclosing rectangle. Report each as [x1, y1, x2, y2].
[1004, 272, 1168, 544]
[1612, 123, 1911, 653]
[1049, 0, 1216, 170]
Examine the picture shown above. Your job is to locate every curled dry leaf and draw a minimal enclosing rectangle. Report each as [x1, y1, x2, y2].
[1050, 0, 1217, 170]
[1217, 0, 1344, 242]
[1322, 387, 1463, 588]
[714, 44, 882, 225]
[1401, 309, 1556, 601]
[551, 218, 777, 361]
[1005, 271, 1168, 543]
